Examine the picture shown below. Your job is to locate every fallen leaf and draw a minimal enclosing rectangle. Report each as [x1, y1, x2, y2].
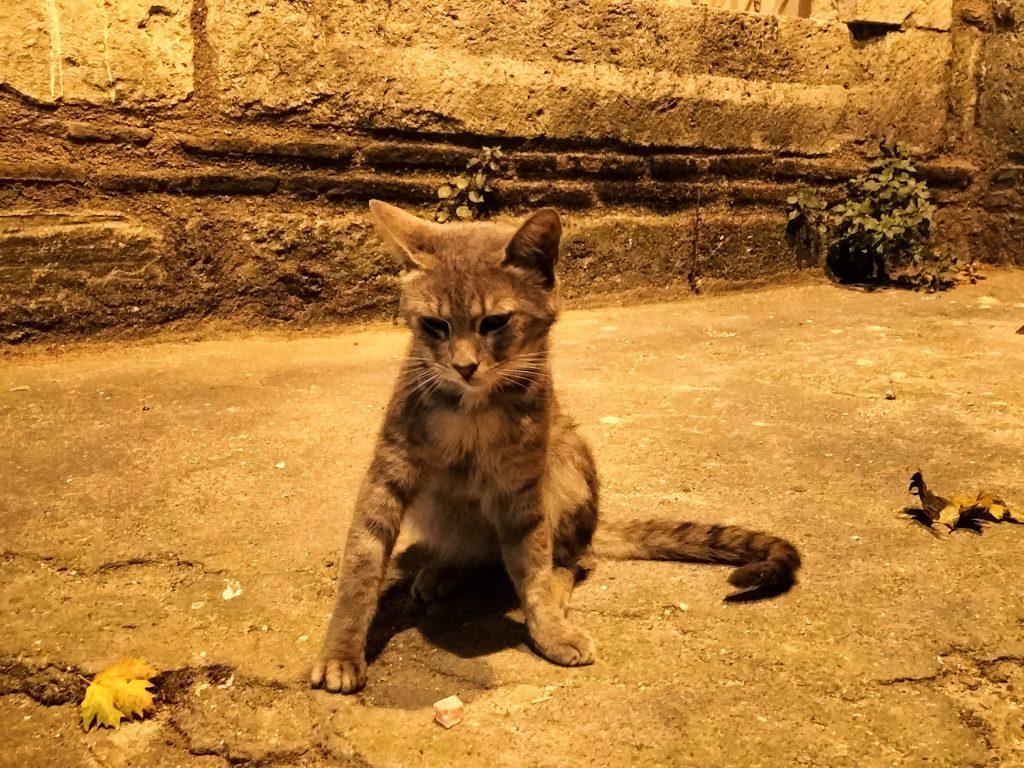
[907, 471, 1019, 532]
[81, 658, 157, 731]
[81, 684, 123, 731]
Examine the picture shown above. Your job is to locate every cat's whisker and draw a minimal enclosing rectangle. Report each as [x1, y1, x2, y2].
[399, 368, 438, 393]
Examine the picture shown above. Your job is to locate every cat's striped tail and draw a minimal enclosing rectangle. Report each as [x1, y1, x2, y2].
[593, 519, 801, 600]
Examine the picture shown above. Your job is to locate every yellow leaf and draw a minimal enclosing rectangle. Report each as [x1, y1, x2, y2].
[95, 658, 157, 683]
[80, 657, 157, 731]
[102, 677, 155, 719]
[908, 472, 1018, 531]
[937, 503, 962, 529]
[81, 683, 123, 731]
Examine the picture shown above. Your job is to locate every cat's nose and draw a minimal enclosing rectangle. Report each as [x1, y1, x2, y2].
[454, 362, 479, 382]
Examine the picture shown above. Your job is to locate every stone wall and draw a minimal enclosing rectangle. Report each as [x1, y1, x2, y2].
[0, 0, 1020, 342]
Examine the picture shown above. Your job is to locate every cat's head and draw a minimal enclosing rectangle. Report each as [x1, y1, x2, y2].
[369, 200, 562, 396]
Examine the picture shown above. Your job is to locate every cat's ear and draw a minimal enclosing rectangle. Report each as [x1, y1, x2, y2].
[503, 208, 561, 289]
[368, 200, 438, 270]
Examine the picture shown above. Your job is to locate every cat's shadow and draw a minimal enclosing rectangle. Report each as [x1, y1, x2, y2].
[365, 544, 525, 664]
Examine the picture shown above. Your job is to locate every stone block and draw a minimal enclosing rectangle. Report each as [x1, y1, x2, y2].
[178, 135, 356, 166]
[64, 122, 154, 145]
[594, 182, 721, 210]
[0, 163, 85, 184]
[846, 29, 952, 152]
[837, 0, 952, 29]
[210, 212, 400, 321]
[650, 157, 707, 181]
[206, 0, 927, 154]
[205, 0, 333, 116]
[359, 142, 478, 172]
[515, 153, 648, 180]
[990, 165, 1024, 188]
[95, 173, 280, 195]
[980, 34, 1024, 156]
[0, 211, 173, 341]
[916, 162, 974, 189]
[0, 0, 193, 107]
[0, 0, 52, 104]
[977, 210, 1024, 264]
[730, 184, 795, 207]
[494, 182, 596, 211]
[560, 210, 801, 300]
[316, 175, 440, 205]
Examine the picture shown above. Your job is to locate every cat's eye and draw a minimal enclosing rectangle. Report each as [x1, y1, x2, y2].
[420, 317, 450, 339]
[479, 313, 512, 335]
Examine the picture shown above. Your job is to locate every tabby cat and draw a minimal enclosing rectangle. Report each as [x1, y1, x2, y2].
[310, 201, 801, 693]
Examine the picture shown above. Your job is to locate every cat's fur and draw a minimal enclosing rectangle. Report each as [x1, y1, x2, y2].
[310, 201, 801, 693]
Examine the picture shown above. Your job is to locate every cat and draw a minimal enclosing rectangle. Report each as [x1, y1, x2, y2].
[310, 201, 801, 693]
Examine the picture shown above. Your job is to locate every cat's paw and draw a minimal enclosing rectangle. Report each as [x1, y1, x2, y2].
[411, 562, 465, 602]
[310, 655, 367, 694]
[530, 621, 596, 667]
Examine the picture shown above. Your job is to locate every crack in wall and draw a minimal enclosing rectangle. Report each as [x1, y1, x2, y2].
[44, 0, 64, 101]
[99, 0, 115, 102]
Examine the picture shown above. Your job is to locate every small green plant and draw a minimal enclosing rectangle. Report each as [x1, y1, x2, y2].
[786, 188, 827, 266]
[787, 141, 975, 291]
[435, 146, 504, 223]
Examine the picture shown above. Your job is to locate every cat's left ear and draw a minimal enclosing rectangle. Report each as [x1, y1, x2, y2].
[369, 200, 438, 270]
[503, 208, 561, 289]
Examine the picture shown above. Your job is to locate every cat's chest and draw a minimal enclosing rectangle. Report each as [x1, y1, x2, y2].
[424, 407, 512, 465]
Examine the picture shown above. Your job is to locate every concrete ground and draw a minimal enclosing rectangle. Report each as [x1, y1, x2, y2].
[2, 273, 1023, 768]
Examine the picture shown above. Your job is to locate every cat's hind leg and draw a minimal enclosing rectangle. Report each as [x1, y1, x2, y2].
[411, 557, 474, 602]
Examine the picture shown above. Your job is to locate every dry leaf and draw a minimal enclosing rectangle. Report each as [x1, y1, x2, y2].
[81, 657, 157, 731]
[907, 471, 1019, 531]
[80, 684, 123, 730]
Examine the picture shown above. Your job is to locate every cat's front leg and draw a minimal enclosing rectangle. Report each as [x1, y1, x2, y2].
[495, 487, 595, 667]
[311, 449, 417, 694]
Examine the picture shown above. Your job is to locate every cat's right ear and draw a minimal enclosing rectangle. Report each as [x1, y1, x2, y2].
[368, 200, 438, 270]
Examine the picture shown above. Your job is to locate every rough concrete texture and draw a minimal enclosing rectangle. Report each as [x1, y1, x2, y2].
[206, 0, 951, 153]
[1, 0, 1023, 344]
[981, 31, 1024, 156]
[0, 203, 830, 344]
[843, 0, 952, 27]
[3, 273, 1023, 767]
[0, 0, 193, 106]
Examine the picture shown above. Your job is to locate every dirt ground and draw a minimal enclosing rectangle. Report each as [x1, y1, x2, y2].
[2, 273, 1023, 768]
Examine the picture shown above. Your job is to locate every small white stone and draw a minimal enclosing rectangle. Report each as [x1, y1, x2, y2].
[274, 461, 286, 469]
[433, 695, 464, 729]
[599, 416, 623, 425]
[221, 579, 243, 600]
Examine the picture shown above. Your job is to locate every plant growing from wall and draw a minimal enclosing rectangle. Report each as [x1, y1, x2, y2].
[785, 188, 827, 267]
[787, 142, 975, 291]
[435, 146, 504, 223]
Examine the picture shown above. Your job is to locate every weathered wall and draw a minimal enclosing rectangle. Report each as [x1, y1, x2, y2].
[0, 0, 1019, 342]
